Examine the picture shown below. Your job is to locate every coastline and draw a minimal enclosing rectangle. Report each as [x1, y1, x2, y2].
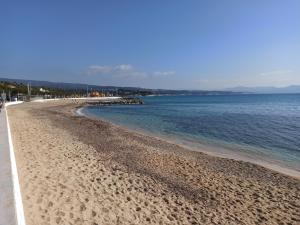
[78, 106, 300, 179]
[8, 100, 300, 224]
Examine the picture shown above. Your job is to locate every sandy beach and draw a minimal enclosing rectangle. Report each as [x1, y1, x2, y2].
[7, 100, 300, 225]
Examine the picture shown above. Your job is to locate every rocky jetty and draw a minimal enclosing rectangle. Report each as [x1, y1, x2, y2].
[86, 97, 144, 106]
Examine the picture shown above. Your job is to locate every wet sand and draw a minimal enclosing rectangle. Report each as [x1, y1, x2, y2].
[8, 100, 300, 225]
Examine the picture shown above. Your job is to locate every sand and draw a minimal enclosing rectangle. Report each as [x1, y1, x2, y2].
[7, 100, 300, 225]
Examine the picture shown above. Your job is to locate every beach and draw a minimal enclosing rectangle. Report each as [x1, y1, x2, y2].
[8, 100, 300, 225]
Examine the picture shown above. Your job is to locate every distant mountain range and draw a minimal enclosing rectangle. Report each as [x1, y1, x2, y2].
[0, 77, 235, 96]
[1, 77, 299, 95]
[224, 86, 300, 94]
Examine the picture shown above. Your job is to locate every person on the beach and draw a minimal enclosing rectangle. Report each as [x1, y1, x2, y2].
[0, 95, 5, 113]
[0, 99, 3, 113]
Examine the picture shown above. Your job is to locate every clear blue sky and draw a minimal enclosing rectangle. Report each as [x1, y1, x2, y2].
[1, 0, 300, 89]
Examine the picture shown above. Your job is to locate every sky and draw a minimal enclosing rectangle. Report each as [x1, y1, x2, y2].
[1, 0, 300, 90]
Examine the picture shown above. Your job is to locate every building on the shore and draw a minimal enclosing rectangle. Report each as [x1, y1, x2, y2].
[90, 91, 105, 97]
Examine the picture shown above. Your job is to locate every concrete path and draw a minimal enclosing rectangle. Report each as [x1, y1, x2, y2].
[0, 107, 16, 225]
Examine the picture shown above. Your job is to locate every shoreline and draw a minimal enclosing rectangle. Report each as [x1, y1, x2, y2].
[8, 100, 300, 224]
[78, 106, 300, 179]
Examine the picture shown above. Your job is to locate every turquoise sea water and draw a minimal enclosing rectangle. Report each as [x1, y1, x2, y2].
[81, 94, 300, 174]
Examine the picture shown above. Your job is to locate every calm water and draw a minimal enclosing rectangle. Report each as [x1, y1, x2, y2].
[81, 94, 300, 173]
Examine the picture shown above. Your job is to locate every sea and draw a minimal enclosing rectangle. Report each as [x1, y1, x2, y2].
[80, 94, 300, 176]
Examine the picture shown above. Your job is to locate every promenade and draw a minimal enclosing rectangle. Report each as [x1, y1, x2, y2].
[0, 106, 16, 225]
[0, 102, 26, 225]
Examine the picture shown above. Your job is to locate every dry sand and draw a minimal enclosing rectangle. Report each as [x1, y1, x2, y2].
[8, 100, 300, 225]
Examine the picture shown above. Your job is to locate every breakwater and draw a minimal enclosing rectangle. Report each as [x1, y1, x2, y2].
[85, 97, 144, 106]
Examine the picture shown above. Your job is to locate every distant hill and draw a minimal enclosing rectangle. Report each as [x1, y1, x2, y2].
[0, 77, 126, 91]
[224, 85, 300, 94]
[2, 77, 299, 95]
[0, 77, 235, 96]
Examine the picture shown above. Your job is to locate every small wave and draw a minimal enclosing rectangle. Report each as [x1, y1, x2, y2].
[76, 108, 85, 116]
